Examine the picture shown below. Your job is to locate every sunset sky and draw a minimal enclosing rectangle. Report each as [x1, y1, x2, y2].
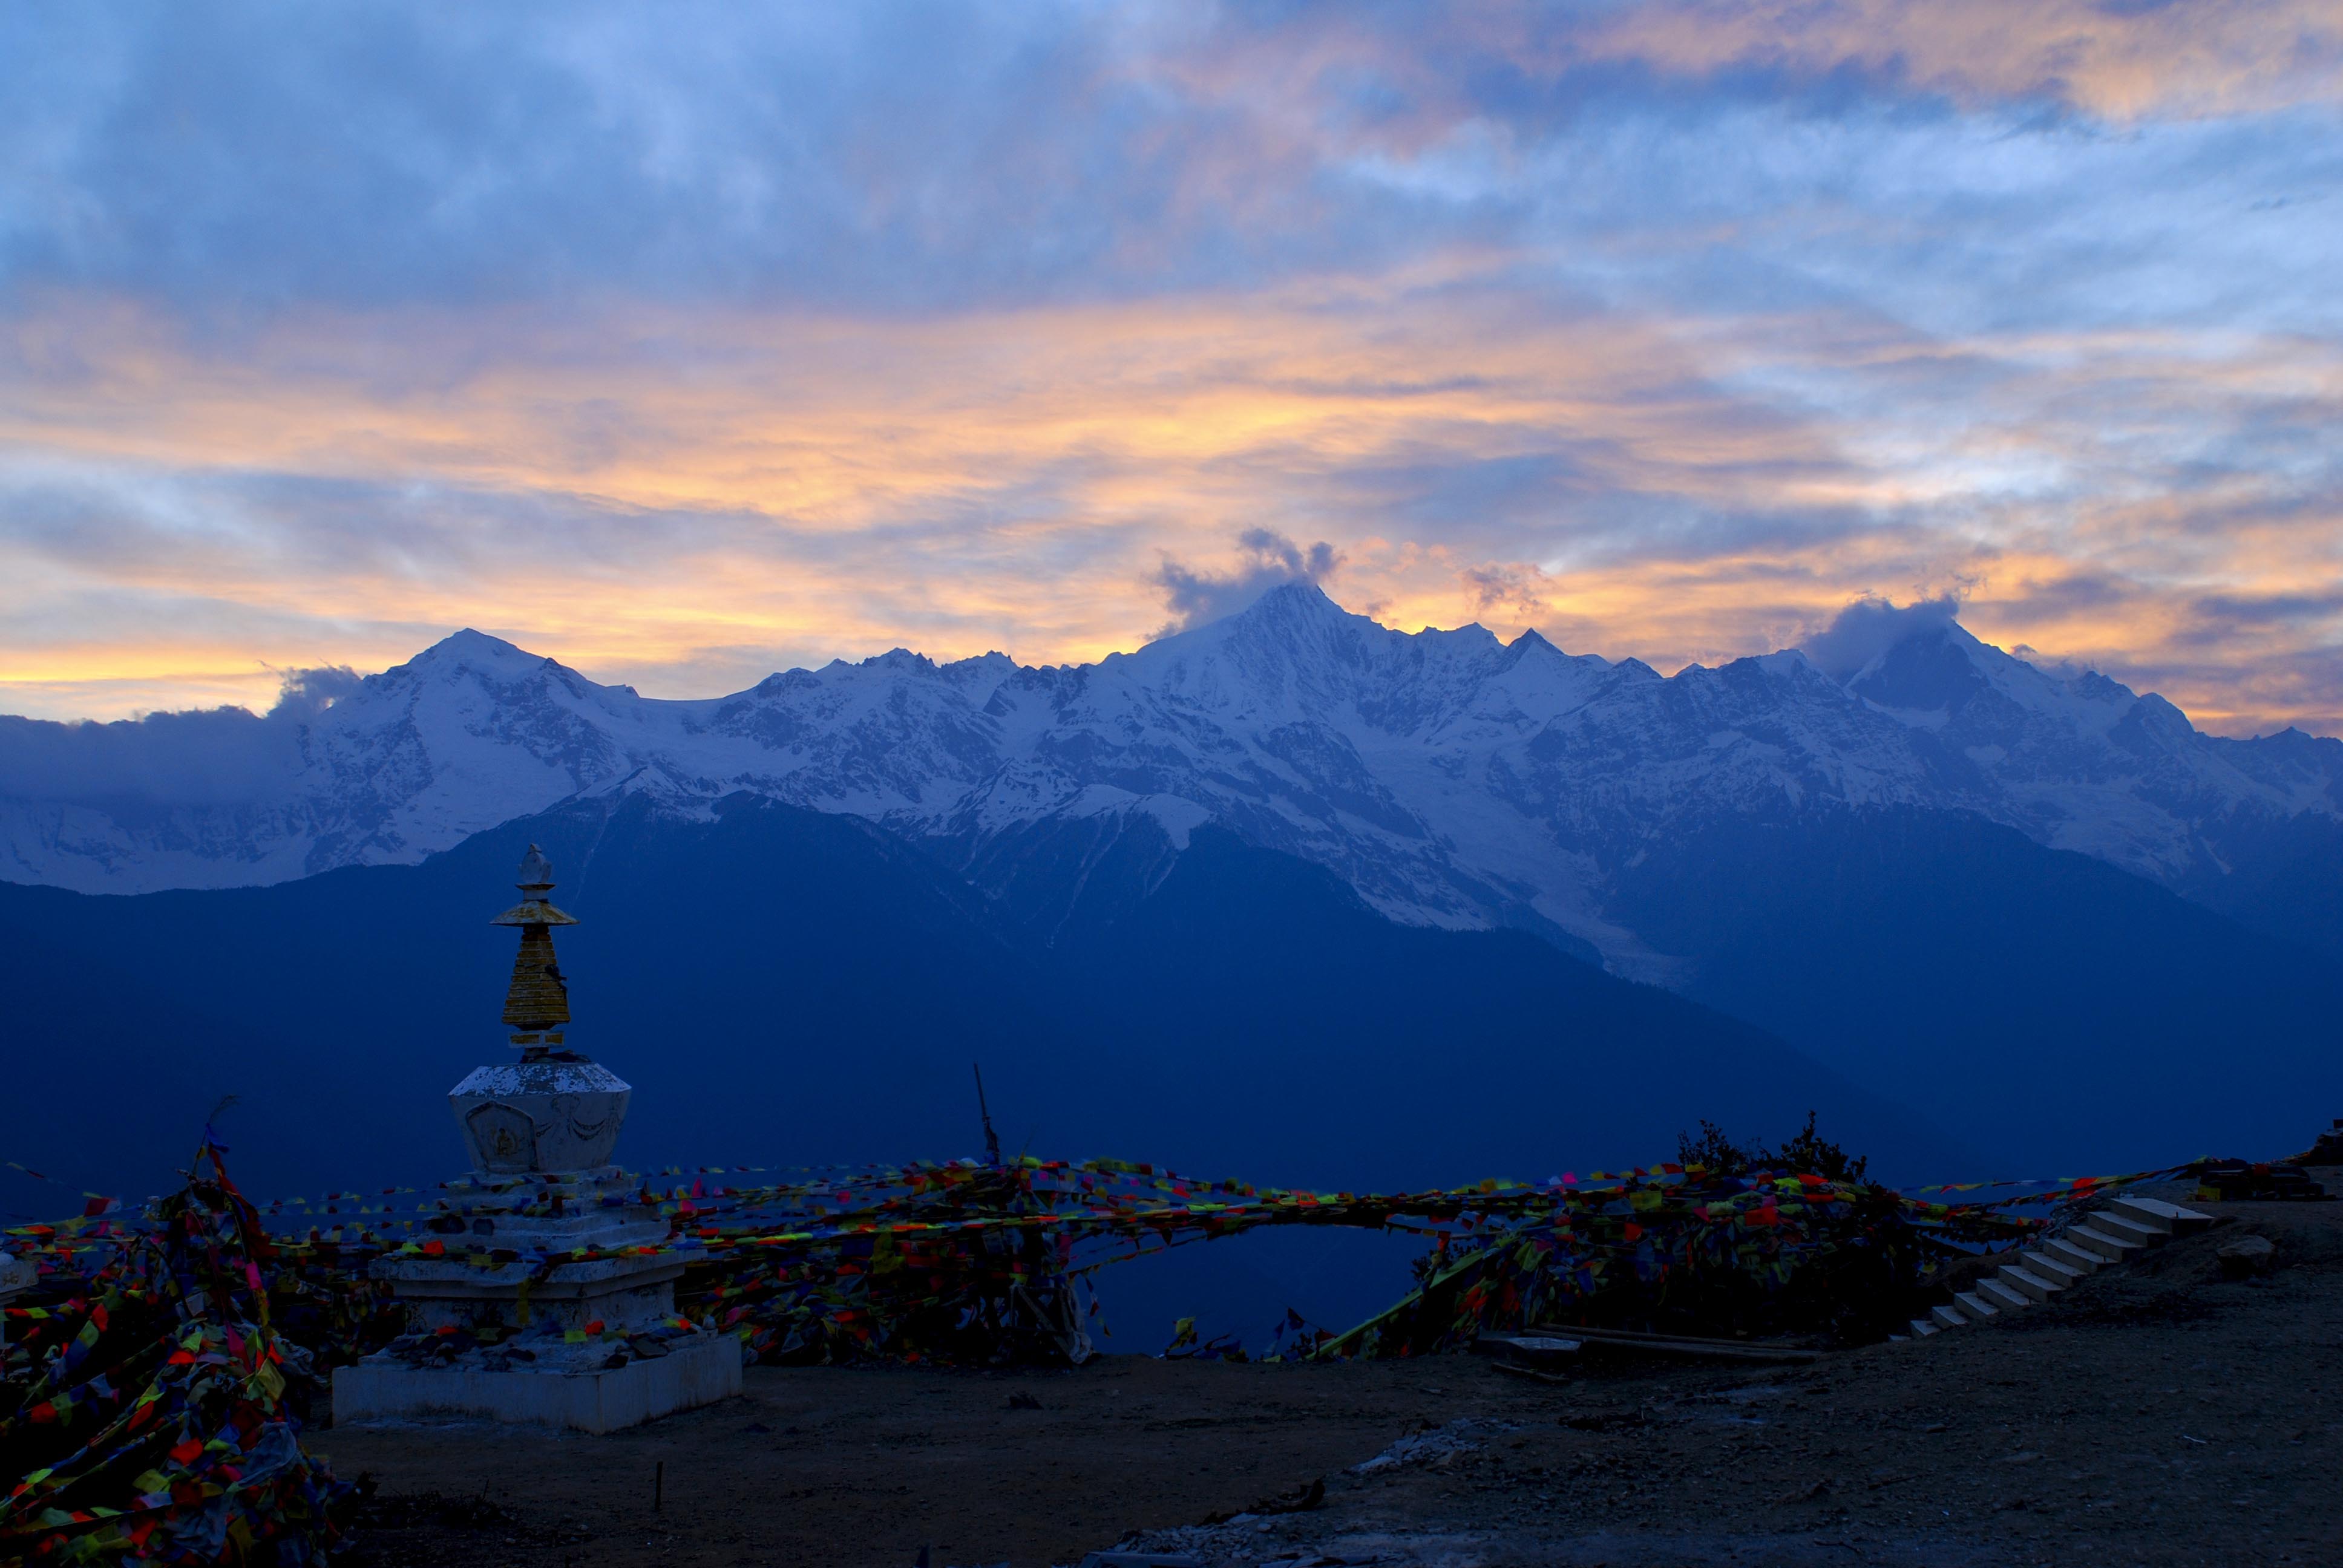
[3, 2, 2339, 734]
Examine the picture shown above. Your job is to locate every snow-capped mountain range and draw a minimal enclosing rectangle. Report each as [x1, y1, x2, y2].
[5, 584, 2338, 975]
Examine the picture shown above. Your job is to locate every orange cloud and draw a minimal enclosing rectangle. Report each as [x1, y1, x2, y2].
[1459, 0, 2343, 122]
[1, 258, 2338, 735]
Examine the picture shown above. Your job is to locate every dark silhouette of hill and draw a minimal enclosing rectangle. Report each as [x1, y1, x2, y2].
[0, 795, 1964, 1210]
[1609, 808, 2343, 1175]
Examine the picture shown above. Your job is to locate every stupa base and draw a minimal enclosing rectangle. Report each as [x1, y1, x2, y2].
[331, 1332, 741, 1434]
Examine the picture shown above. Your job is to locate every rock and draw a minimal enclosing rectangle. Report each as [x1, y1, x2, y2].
[2219, 1235, 2277, 1279]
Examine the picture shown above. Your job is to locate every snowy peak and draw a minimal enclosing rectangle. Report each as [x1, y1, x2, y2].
[1120, 583, 1530, 737]
[1843, 622, 1997, 717]
[398, 627, 537, 671]
[1784, 608, 2343, 874]
[1222, 578, 1357, 638]
[1841, 618, 2125, 737]
[2, 595, 2336, 970]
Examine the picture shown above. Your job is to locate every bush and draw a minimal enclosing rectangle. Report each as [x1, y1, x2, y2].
[1676, 1110, 1869, 1183]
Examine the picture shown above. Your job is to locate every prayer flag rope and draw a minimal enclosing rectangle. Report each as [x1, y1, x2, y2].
[2, 1149, 2182, 1557]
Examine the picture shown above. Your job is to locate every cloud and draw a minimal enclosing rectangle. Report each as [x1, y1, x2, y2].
[1561, 0, 2343, 121]
[0, 664, 359, 805]
[0, 4, 2336, 738]
[1799, 596, 1966, 682]
[4, 2, 2333, 324]
[1155, 529, 1344, 635]
[2166, 590, 2343, 656]
[266, 664, 363, 722]
[2, 268, 2338, 733]
[1463, 561, 1551, 626]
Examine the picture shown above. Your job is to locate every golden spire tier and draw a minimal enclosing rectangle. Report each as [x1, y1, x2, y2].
[492, 843, 580, 1050]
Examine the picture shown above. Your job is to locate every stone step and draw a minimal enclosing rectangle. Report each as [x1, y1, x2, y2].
[2088, 1212, 2166, 1250]
[1998, 1265, 2063, 1302]
[2105, 1195, 2175, 1232]
[2040, 1238, 2105, 1275]
[1929, 1305, 1967, 1331]
[1909, 1318, 1939, 1338]
[1953, 1290, 2001, 1323]
[1976, 1278, 2033, 1313]
[2067, 1224, 2146, 1263]
[2108, 1195, 2215, 1235]
[2019, 1250, 2085, 1287]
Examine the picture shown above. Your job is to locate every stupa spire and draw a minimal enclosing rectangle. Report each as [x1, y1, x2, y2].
[491, 843, 580, 1053]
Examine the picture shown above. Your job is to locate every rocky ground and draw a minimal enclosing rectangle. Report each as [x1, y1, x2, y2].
[325, 1181, 2343, 1567]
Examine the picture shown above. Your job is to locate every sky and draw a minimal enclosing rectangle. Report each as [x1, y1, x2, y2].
[1, 1, 2339, 736]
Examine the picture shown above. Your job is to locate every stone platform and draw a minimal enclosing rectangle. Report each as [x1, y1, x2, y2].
[373, 1249, 686, 1336]
[332, 1331, 741, 1434]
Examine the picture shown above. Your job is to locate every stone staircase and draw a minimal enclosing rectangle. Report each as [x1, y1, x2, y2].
[1906, 1194, 2214, 1338]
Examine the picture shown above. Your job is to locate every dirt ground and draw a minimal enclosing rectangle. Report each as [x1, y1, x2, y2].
[324, 1179, 2343, 1567]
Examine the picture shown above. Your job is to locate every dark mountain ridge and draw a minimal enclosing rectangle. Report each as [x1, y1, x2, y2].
[1, 792, 1967, 1210]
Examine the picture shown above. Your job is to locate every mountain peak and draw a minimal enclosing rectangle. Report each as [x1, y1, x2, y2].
[1231, 578, 1346, 625]
[430, 627, 524, 655]
[865, 648, 938, 675]
[6, 591, 2332, 934]
[405, 628, 542, 671]
[1136, 578, 1371, 661]
[1797, 597, 1968, 685]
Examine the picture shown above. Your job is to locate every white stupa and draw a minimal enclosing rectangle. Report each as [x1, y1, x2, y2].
[331, 846, 739, 1432]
